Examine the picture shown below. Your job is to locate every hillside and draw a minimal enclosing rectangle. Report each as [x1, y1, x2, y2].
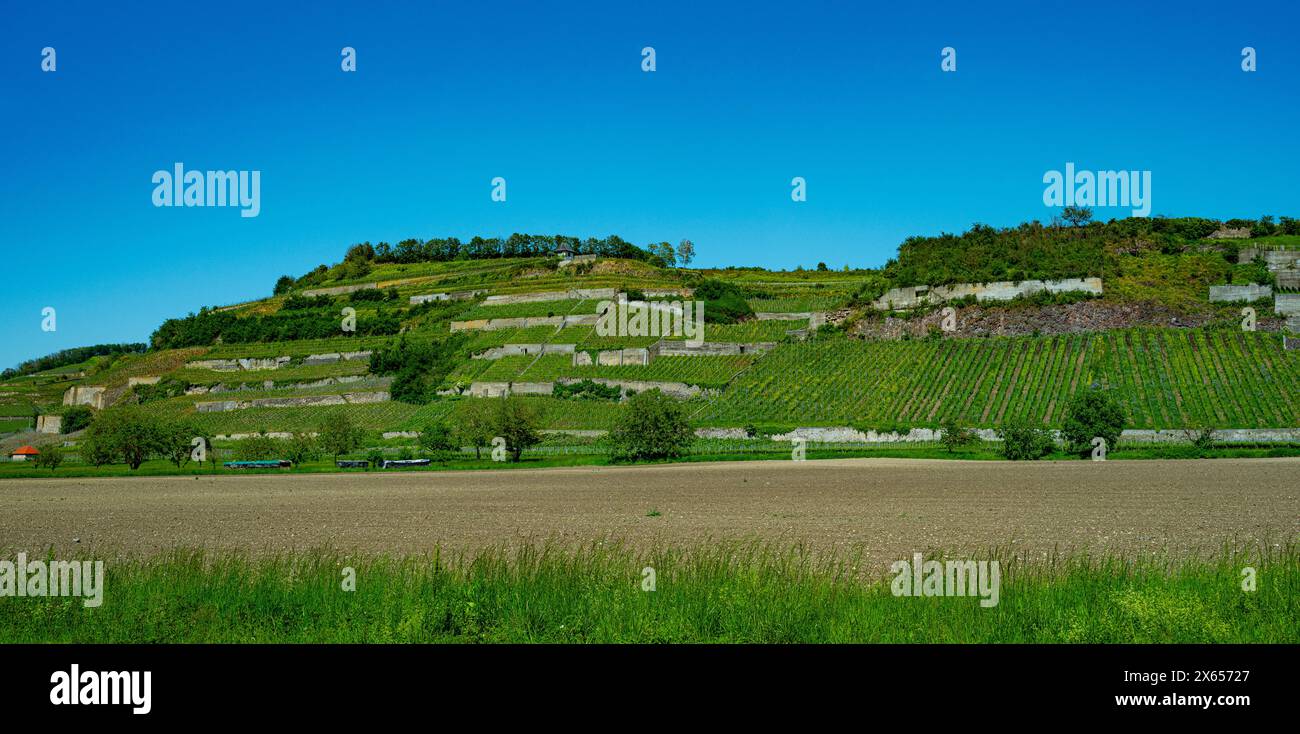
[3, 218, 1298, 454]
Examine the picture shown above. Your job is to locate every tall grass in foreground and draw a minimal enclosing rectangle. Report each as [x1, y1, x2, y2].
[1, 542, 1295, 643]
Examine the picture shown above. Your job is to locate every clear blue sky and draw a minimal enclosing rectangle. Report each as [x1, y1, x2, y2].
[2, 0, 1297, 369]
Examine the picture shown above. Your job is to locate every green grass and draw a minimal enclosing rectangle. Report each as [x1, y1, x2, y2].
[0, 542, 1293, 643]
[4, 441, 1296, 480]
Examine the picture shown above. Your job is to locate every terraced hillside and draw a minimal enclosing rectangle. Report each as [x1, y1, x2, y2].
[3, 220, 1297, 454]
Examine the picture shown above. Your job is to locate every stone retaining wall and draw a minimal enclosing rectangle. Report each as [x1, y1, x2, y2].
[466, 378, 703, 399]
[872, 277, 1103, 310]
[36, 415, 61, 434]
[1275, 294, 1300, 315]
[450, 314, 599, 331]
[195, 391, 390, 413]
[62, 386, 106, 409]
[185, 375, 372, 395]
[1209, 284, 1272, 302]
[474, 344, 575, 360]
[303, 351, 371, 365]
[595, 348, 649, 366]
[302, 283, 378, 297]
[409, 289, 487, 305]
[653, 341, 777, 357]
[482, 287, 617, 305]
[186, 357, 292, 372]
[1238, 249, 1300, 270]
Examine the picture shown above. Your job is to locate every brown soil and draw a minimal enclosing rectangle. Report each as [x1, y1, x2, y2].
[1, 458, 1295, 563]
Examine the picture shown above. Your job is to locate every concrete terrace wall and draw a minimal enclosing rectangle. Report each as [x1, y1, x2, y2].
[302, 282, 378, 297]
[195, 391, 390, 413]
[482, 287, 618, 306]
[653, 341, 777, 357]
[1275, 294, 1300, 315]
[450, 314, 599, 331]
[186, 357, 292, 372]
[1238, 249, 1300, 271]
[303, 351, 372, 365]
[185, 375, 371, 395]
[409, 289, 487, 305]
[1276, 271, 1300, 290]
[556, 254, 598, 268]
[872, 277, 1103, 310]
[62, 386, 106, 409]
[36, 415, 61, 434]
[1209, 284, 1272, 302]
[473, 344, 575, 360]
[596, 348, 649, 366]
[467, 378, 704, 399]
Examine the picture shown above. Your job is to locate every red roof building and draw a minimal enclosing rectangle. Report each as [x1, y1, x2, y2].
[9, 445, 39, 461]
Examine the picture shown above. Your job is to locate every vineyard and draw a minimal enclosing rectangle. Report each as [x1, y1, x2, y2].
[700, 329, 1298, 429]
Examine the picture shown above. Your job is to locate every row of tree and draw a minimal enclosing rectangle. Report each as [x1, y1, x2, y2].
[274, 234, 698, 296]
[883, 215, 1298, 289]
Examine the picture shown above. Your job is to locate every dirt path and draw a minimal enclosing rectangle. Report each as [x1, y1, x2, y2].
[2, 458, 1296, 563]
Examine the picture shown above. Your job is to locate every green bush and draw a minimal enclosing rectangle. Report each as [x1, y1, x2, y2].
[419, 421, 456, 459]
[553, 379, 622, 401]
[235, 433, 287, 462]
[84, 406, 162, 470]
[1061, 387, 1126, 458]
[61, 405, 94, 434]
[939, 419, 977, 453]
[609, 390, 693, 461]
[997, 419, 1056, 460]
[692, 280, 754, 324]
[492, 398, 542, 462]
[33, 445, 63, 471]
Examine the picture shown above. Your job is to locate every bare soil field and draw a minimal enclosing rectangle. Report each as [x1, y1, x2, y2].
[2, 458, 1296, 564]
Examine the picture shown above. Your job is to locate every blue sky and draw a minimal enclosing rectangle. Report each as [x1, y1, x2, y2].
[2, 0, 1297, 369]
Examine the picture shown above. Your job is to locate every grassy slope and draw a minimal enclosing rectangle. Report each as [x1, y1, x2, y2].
[1, 543, 1293, 643]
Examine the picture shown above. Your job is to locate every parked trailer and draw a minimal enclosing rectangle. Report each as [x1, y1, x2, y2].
[223, 460, 292, 469]
[336, 460, 370, 468]
[381, 459, 431, 469]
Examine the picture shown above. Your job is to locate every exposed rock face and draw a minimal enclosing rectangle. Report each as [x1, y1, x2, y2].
[1208, 227, 1252, 239]
[693, 427, 750, 439]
